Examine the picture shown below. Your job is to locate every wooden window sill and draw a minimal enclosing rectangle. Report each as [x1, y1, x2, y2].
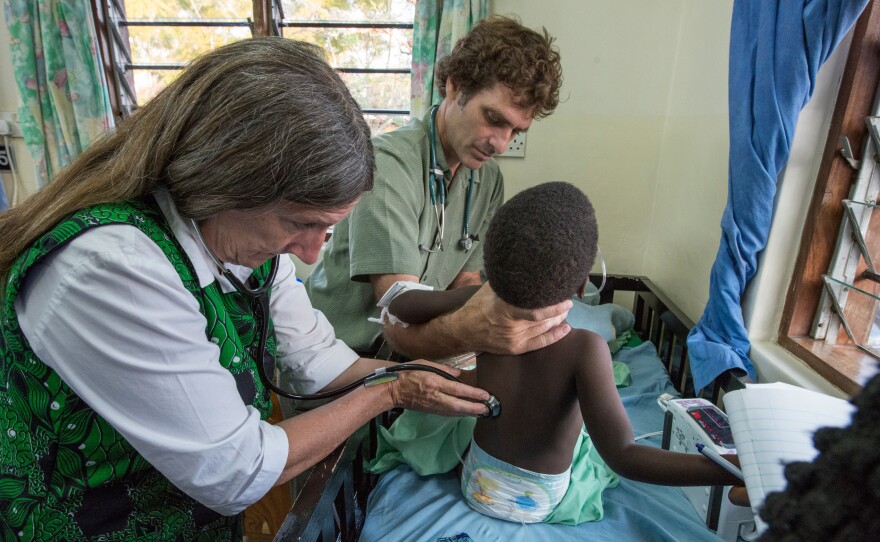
[778, 335, 874, 395]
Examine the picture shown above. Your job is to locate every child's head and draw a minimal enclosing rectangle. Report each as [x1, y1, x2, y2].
[483, 182, 597, 309]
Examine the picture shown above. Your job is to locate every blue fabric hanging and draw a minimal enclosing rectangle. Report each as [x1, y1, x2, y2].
[0, 177, 7, 212]
[687, 0, 869, 392]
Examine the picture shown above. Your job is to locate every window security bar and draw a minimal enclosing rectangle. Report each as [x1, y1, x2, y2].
[362, 110, 409, 116]
[280, 21, 413, 29]
[821, 275, 860, 347]
[100, 1, 413, 118]
[337, 68, 410, 74]
[821, 274, 880, 359]
[270, 0, 284, 36]
[126, 64, 408, 75]
[842, 198, 879, 275]
[101, 0, 137, 117]
[811, 102, 880, 341]
[122, 19, 252, 27]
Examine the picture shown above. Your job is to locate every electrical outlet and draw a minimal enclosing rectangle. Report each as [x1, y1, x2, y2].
[501, 132, 526, 158]
[0, 144, 14, 171]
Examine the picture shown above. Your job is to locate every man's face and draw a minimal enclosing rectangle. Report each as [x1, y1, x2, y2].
[440, 81, 535, 171]
[199, 199, 359, 268]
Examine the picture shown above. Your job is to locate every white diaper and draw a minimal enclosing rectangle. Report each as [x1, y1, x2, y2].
[460, 439, 571, 523]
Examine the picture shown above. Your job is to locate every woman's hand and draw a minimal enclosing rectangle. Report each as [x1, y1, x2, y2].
[387, 360, 491, 417]
[452, 282, 572, 355]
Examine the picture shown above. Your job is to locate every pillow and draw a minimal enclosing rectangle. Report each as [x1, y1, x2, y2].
[566, 296, 635, 342]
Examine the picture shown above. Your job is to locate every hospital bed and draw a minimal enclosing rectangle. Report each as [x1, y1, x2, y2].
[273, 275, 744, 541]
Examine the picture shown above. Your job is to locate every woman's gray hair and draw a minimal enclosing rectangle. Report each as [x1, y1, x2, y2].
[0, 37, 374, 285]
[157, 38, 374, 217]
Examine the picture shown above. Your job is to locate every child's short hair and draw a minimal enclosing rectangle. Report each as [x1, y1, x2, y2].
[483, 182, 597, 309]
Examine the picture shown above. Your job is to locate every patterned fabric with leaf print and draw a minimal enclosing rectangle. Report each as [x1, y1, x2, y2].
[2, 0, 114, 188]
[410, 0, 488, 117]
[0, 198, 275, 541]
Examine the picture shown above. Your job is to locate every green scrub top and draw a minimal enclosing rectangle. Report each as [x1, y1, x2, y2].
[305, 110, 504, 353]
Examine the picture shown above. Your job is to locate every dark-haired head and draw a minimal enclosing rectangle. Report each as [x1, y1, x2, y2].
[758, 371, 880, 540]
[483, 182, 597, 309]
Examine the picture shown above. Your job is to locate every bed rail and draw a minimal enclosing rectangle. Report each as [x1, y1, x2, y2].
[273, 274, 742, 541]
[592, 274, 746, 403]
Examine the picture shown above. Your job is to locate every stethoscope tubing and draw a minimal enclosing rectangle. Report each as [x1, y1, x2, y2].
[427, 105, 476, 252]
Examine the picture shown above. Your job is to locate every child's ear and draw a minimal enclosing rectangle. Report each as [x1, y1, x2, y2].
[577, 280, 588, 299]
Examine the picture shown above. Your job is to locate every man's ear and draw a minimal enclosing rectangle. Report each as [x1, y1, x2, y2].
[577, 279, 588, 299]
[445, 77, 461, 102]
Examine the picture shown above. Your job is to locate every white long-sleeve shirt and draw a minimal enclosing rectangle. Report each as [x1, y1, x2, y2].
[14, 190, 359, 515]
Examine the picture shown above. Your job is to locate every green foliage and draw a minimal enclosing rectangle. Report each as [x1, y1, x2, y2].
[124, 0, 415, 132]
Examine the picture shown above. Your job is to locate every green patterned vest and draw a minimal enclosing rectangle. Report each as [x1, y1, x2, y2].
[0, 199, 276, 541]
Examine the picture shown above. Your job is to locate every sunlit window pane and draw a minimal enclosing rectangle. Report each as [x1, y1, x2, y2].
[364, 113, 411, 135]
[284, 27, 412, 69]
[128, 26, 251, 65]
[125, 0, 252, 19]
[133, 69, 183, 104]
[340, 72, 409, 112]
[280, 0, 414, 23]
[118, 0, 414, 115]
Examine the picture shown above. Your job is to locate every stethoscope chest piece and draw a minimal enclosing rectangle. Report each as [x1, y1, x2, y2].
[480, 395, 502, 419]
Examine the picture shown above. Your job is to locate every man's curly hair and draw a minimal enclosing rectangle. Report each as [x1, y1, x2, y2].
[484, 182, 597, 309]
[758, 371, 880, 541]
[435, 15, 562, 119]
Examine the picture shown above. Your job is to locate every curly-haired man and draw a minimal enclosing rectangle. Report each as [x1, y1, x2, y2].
[302, 16, 567, 372]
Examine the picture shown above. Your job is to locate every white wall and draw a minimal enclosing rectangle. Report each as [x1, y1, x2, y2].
[0, 15, 37, 203]
[494, 1, 846, 392]
[494, 0, 732, 319]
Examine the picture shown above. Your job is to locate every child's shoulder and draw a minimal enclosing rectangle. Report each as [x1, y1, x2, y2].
[562, 327, 610, 349]
[541, 327, 611, 363]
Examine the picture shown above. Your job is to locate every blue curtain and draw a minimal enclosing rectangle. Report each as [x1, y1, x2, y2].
[687, 0, 869, 392]
[0, 176, 8, 211]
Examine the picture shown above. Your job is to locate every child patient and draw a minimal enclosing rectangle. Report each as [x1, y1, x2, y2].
[386, 182, 741, 523]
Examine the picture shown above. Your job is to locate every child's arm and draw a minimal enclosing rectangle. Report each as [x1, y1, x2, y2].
[573, 331, 742, 487]
[387, 285, 481, 324]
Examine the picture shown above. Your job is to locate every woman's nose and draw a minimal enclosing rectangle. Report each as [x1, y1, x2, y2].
[291, 229, 327, 265]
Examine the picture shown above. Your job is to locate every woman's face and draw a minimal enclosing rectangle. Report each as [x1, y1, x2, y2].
[199, 199, 359, 268]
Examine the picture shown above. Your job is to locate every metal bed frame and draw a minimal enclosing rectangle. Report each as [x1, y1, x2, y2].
[272, 274, 745, 541]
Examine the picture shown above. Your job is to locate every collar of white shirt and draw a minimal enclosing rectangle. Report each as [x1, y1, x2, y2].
[153, 188, 258, 295]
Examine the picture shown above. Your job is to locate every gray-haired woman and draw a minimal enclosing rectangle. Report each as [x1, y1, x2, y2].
[0, 38, 489, 541]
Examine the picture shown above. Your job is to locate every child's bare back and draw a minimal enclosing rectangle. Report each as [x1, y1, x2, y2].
[474, 329, 605, 474]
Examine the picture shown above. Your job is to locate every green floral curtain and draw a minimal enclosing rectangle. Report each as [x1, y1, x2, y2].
[3, 0, 113, 188]
[410, 0, 488, 118]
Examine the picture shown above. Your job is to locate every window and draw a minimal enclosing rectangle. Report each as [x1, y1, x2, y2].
[94, 0, 415, 133]
[780, 0, 880, 395]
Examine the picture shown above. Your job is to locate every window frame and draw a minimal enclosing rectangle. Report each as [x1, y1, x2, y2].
[780, 0, 880, 395]
[93, 0, 413, 120]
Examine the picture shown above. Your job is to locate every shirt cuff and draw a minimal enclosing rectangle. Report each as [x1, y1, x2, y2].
[280, 341, 360, 395]
[211, 420, 290, 516]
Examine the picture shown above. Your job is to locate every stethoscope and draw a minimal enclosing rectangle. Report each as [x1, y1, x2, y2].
[422, 104, 477, 253]
[189, 219, 501, 417]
